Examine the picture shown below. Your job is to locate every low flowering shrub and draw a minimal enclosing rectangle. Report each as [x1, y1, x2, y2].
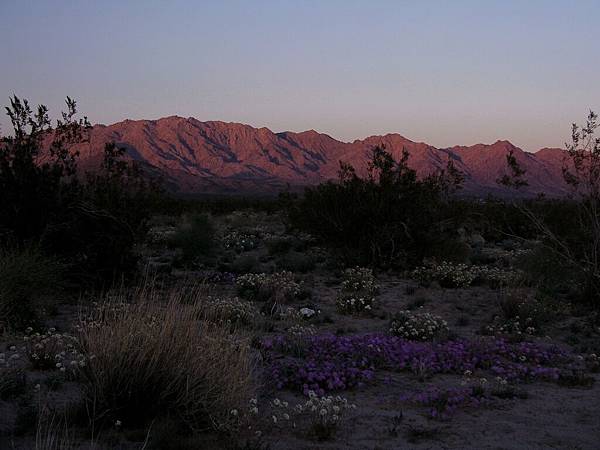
[23, 327, 86, 375]
[412, 261, 522, 289]
[483, 293, 547, 338]
[412, 261, 478, 288]
[336, 267, 378, 314]
[202, 296, 258, 328]
[230, 393, 355, 443]
[483, 315, 538, 338]
[295, 390, 356, 440]
[236, 271, 304, 303]
[222, 231, 260, 252]
[262, 333, 581, 396]
[389, 311, 449, 341]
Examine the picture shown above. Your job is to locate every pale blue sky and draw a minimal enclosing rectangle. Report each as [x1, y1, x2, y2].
[1, 0, 599, 151]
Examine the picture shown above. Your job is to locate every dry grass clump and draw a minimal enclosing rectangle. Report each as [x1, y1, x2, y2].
[77, 285, 255, 432]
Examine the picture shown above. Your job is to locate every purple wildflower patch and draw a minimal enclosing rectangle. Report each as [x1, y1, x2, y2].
[262, 333, 572, 396]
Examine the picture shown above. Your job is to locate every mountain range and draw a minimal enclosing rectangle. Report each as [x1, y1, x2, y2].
[75, 116, 571, 197]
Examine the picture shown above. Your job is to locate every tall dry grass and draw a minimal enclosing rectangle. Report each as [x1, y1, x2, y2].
[77, 284, 255, 432]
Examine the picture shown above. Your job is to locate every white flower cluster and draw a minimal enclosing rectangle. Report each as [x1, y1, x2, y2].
[204, 296, 257, 326]
[389, 310, 449, 341]
[23, 327, 86, 374]
[336, 267, 378, 314]
[412, 261, 521, 288]
[222, 230, 259, 252]
[484, 314, 537, 337]
[230, 393, 355, 441]
[295, 391, 356, 439]
[236, 271, 303, 303]
[412, 261, 478, 288]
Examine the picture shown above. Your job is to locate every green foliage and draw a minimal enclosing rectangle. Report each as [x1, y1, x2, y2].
[287, 146, 464, 268]
[0, 247, 64, 328]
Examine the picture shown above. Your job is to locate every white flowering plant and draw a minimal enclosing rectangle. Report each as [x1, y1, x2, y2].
[203, 296, 257, 328]
[412, 261, 521, 289]
[336, 267, 378, 314]
[222, 231, 260, 252]
[389, 310, 449, 341]
[23, 327, 86, 375]
[483, 293, 546, 338]
[295, 391, 356, 441]
[236, 271, 304, 303]
[412, 261, 478, 288]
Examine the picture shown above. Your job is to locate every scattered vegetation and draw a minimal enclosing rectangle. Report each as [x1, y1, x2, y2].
[1, 100, 599, 448]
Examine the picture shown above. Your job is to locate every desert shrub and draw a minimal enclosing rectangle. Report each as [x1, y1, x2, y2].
[287, 146, 463, 268]
[0, 247, 64, 328]
[236, 271, 304, 303]
[77, 288, 255, 431]
[335, 267, 378, 314]
[412, 261, 478, 288]
[169, 213, 215, 264]
[389, 310, 449, 341]
[514, 244, 580, 297]
[412, 261, 520, 289]
[483, 290, 548, 338]
[498, 112, 600, 305]
[0, 96, 161, 286]
[201, 296, 258, 329]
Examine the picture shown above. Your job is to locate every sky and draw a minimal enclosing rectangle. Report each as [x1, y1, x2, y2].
[1, 0, 599, 151]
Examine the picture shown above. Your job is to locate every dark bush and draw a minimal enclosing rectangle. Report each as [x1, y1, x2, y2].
[0, 247, 64, 328]
[286, 146, 463, 268]
[0, 96, 162, 285]
[169, 213, 215, 264]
